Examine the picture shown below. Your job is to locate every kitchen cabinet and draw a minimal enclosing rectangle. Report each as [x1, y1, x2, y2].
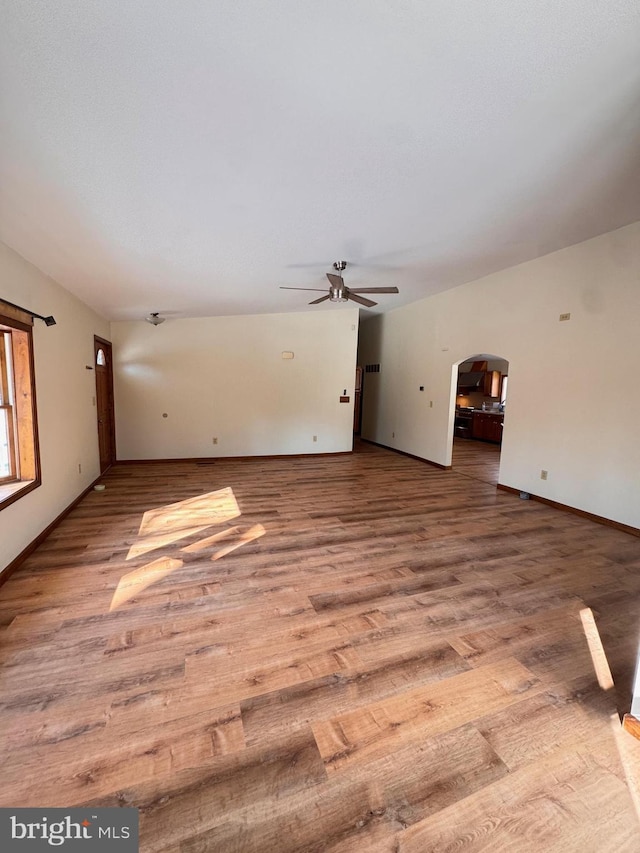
[483, 370, 501, 398]
[472, 411, 503, 443]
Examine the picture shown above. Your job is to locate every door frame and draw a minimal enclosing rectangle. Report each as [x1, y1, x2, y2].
[353, 365, 363, 435]
[94, 336, 116, 472]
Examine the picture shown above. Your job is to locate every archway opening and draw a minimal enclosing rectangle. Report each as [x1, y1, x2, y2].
[449, 353, 509, 485]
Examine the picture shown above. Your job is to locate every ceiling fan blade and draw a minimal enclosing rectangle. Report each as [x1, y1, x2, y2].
[348, 287, 399, 294]
[309, 294, 331, 305]
[347, 293, 377, 308]
[280, 287, 328, 292]
[326, 273, 344, 288]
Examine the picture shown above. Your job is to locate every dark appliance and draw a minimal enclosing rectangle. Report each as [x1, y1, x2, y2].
[454, 407, 473, 438]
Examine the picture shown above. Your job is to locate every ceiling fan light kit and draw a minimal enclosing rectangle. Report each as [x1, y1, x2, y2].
[280, 262, 399, 307]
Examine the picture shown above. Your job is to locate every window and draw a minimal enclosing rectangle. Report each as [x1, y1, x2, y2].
[501, 375, 508, 405]
[0, 311, 40, 509]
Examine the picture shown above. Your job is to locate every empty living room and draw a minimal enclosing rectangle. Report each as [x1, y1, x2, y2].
[1, 3, 640, 852]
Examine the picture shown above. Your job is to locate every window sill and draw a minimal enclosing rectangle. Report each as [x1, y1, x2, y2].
[0, 478, 39, 510]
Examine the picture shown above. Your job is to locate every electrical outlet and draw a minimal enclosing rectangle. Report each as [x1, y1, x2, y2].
[540, 470, 548, 480]
[313, 435, 317, 442]
[212, 437, 218, 445]
[429, 400, 433, 408]
[559, 313, 571, 322]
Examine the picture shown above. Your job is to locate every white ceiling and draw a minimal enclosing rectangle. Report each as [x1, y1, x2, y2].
[1, 1, 639, 321]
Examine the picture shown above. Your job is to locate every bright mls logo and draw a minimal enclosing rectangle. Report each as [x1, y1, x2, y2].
[0, 808, 138, 851]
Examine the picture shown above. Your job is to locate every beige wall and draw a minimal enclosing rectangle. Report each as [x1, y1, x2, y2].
[0, 242, 110, 574]
[359, 221, 640, 529]
[111, 309, 359, 459]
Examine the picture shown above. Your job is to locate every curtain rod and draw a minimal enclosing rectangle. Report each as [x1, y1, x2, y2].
[0, 297, 56, 326]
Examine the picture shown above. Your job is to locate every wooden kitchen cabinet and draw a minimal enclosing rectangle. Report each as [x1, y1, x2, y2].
[483, 370, 501, 398]
[472, 411, 504, 443]
[486, 415, 503, 443]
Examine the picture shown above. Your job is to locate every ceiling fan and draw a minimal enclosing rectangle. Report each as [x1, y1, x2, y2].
[280, 261, 399, 307]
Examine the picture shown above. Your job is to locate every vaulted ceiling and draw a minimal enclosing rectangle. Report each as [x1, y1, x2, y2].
[1, 2, 639, 320]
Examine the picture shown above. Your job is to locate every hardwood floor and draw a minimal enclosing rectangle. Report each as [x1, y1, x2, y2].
[1, 441, 640, 851]
[452, 436, 502, 485]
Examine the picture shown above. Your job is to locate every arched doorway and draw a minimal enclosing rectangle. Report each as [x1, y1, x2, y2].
[449, 353, 509, 485]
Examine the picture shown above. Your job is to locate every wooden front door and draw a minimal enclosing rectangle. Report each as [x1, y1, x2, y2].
[94, 337, 115, 472]
[354, 366, 363, 434]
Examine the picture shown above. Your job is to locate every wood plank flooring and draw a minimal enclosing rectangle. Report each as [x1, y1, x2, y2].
[452, 436, 502, 484]
[2, 440, 640, 851]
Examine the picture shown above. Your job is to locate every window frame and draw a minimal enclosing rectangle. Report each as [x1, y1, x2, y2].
[0, 311, 41, 510]
[0, 330, 18, 481]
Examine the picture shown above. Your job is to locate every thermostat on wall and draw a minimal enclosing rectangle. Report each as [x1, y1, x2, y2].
[282, 351, 294, 359]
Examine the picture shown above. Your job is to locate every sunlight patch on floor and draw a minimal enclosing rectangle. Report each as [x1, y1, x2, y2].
[180, 526, 241, 553]
[211, 524, 266, 561]
[110, 556, 183, 610]
[580, 607, 614, 690]
[611, 714, 640, 824]
[127, 487, 241, 559]
[110, 488, 268, 610]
